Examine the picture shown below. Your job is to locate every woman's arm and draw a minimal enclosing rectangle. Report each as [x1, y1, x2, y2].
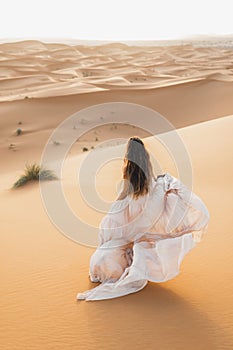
[116, 179, 128, 200]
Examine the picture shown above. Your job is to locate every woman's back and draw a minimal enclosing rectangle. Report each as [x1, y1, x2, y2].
[77, 135, 210, 301]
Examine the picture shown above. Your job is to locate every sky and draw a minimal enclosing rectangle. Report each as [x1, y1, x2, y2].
[0, 0, 233, 42]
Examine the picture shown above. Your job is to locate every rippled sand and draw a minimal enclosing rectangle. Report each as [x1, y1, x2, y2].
[0, 39, 233, 102]
[0, 40, 233, 349]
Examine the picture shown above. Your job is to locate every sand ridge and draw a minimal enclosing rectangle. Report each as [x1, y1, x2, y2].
[1, 40, 233, 101]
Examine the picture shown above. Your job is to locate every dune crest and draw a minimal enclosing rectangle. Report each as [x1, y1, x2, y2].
[1, 40, 233, 101]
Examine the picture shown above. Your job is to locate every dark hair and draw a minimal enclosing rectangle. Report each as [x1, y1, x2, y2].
[122, 136, 154, 199]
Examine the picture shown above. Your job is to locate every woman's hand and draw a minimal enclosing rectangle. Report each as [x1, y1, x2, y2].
[156, 174, 166, 180]
[156, 174, 166, 186]
[154, 173, 167, 192]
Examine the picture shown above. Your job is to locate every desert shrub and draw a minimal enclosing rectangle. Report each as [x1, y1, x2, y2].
[16, 128, 22, 136]
[82, 147, 88, 152]
[53, 140, 60, 145]
[82, 71, 92, 77]
[13, 163, 57, 188]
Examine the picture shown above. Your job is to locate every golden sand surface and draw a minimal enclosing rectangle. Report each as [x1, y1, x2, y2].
[0, 40, 233, 349]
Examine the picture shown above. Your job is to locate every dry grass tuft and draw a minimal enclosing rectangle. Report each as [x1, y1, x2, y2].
[13, 163, 57, 188]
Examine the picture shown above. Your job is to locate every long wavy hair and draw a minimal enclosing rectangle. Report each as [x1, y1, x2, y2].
[122, 136, 155, 199]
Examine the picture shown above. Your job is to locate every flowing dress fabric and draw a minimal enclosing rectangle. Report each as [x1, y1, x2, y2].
[77, 173, 210, 301]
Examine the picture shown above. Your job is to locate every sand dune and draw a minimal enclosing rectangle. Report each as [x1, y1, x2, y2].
[1, 40, 233, 349]
[1, 114, 233, 349]
[1, 79, 233, 177]
[0, 40, 233, 101]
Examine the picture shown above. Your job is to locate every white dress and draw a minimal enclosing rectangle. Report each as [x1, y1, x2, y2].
[77, 172, 210, 301]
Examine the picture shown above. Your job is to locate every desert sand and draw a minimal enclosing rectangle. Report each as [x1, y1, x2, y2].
[0, 40, 233, 349]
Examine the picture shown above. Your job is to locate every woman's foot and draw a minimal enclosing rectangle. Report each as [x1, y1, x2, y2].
[89, 273, 100, 283]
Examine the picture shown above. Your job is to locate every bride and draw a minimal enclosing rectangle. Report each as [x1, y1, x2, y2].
[77, 136, 210, 301]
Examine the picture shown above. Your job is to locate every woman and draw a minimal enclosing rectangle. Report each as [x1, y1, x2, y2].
[77, 137, 210, 301]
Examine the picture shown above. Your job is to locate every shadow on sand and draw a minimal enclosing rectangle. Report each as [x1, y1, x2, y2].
[80, 281, 231, 350]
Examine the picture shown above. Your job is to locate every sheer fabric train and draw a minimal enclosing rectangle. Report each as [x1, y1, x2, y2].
[77, 172, 210, 301]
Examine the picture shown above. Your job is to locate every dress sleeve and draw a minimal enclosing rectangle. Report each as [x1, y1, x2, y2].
[153, 172, 210, 243]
